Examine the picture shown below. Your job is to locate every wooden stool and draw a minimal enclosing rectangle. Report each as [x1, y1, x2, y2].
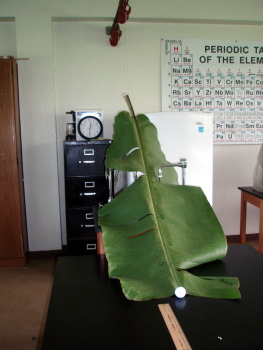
[97, 231, 105, 255]
[238, 186, 263, 253]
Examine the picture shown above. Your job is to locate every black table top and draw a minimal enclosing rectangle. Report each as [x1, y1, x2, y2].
[238, 186, 263, 199]
[42, 245, 263, 350]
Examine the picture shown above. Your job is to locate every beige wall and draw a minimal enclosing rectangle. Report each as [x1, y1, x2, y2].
[1, 0, 263, 250]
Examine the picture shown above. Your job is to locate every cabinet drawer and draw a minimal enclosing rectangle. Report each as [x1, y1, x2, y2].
[64, 142, 110, 176]
[65, 177, 109, 206]
[67, 238, 97, 254]
[67, 227, 96, 240]
[66, 208, 95, 236]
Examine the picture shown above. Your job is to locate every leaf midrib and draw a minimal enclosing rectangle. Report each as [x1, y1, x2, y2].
[134, 115, 180, 288]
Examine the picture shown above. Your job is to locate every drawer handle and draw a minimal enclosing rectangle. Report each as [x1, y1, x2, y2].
[85, 213, 94, 219]
[78, 160, 95, 164]
[80, 224, 95, 228]
[86, 244, 96, 250]
[80, 192, 96, 196]
[84, 149, 94, 155]
[85, 182, 95, 188]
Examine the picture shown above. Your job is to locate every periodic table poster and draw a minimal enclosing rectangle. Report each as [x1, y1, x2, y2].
[161, 39, 263, 144]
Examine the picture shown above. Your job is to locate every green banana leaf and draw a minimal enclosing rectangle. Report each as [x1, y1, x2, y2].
[98, 111, 240, 301]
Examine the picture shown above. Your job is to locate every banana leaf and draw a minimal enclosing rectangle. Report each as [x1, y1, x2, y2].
[98, 111, 240, 301]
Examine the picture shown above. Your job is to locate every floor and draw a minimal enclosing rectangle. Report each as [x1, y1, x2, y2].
[0, 240, 259, 350]
[0, 258, 55, 350]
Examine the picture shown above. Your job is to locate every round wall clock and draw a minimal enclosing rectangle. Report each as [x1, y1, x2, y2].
[77, 116, 103, 140]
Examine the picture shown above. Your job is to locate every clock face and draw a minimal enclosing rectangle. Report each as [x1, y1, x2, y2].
[78, 116, 103, 140]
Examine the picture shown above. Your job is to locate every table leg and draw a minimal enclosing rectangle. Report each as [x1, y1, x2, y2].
[240, 191, 247, 244]
[259, 202, 263, 253]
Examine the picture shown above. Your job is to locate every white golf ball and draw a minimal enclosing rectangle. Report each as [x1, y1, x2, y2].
[175, 286, 186, 298]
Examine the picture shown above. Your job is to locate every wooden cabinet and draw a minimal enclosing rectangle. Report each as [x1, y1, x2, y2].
[0, 57, 28, 267]
[64, 140, 111, 254]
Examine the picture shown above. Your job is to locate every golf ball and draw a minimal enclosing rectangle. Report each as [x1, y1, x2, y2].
[175, 286, 186, 298]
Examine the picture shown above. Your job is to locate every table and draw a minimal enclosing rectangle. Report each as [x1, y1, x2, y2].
[238, 186, 263, 253]
[42, 245, 263, 350]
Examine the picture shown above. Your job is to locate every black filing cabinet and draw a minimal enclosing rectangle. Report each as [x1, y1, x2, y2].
[64, 140, 111, 254]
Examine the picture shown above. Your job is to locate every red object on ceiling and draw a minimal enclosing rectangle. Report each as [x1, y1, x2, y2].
[117, 0, 131, 24]
[110, 21, 122, 47]
[109, 0, 131, 46]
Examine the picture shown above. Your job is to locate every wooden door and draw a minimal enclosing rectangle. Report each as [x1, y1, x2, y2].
[0, 58, 27, 266]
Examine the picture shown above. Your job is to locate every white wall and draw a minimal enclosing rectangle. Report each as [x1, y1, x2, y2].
[0, 21, 16, 57]
[1, 0, 263, 251]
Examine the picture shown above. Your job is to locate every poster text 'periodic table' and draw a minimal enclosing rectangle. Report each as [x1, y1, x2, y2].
[161, 39, 263, 144]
